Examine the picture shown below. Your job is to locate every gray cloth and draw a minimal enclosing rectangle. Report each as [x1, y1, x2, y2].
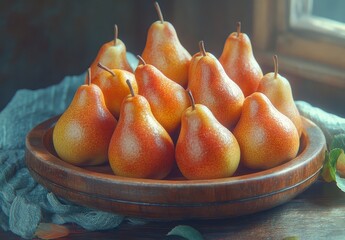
[295, 101, 345, 146]
[0, 64, 344, 238]
[0, 73, 124, 239]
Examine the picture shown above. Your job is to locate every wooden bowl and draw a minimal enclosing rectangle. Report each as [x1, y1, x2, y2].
[25, 116, 326, 220]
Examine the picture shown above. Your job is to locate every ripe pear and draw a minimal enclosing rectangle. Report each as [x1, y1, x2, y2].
[219, 22, 263, 97]
[90, 24, 132, 78]
[188, 41, 204, 83]
[108, 80, 175, 179]
[175, 91, 240, 180]
[233, 92, 300, 170]
[257, 55, 303, 136]
[93, 63, 138, 119]
[142, 2, 191, 88]
[53, 69, 117, 166]
[188, 41, 244, 129]
[336, 150, 345, 178]
[135, 56, 189, 140]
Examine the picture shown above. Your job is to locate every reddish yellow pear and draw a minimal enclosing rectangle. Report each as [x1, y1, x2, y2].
[188, 41, 204, 83]
[90, 25, 132, 78]
[219, 22, 263, 97]
[92, 63, 138, 119]
[53, 69, 117, 166]
[188, 41, 244, 129]
[142, 2, 191, 87]
[108, 80, 175, 179]
[257, 55, 303, 136]
[175, 91, 240, 180]
[233, 92, 300, 170]
[135, 56, 189, 140]
[336, 150, 345, 178]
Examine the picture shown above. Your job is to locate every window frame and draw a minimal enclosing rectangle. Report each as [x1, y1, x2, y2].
[290, 0, 345, 39]
[252, 0, 345, 89]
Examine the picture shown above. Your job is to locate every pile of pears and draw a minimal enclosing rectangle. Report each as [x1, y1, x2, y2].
[52, 2, 302, 180]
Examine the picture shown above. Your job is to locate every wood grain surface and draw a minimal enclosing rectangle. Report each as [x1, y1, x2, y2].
[1, 180, 345, 239]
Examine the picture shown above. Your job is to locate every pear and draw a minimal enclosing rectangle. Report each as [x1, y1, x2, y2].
[257, 55, 303, 136]
[142, 2, 191, 88]
[233, 92, 300, 170]
[108, 80, 175, 179]
[90, 24, 132, 78]
[219, 22, 263, 97]
[188, 41, 244, 129]
[188, 41, 204, 83]
[175, 90, 240, 180]
[93, 63, 138, 119]
[336, 150, 345, 178]
[135, 56, 189, 140]
[53, 69, 117, 166]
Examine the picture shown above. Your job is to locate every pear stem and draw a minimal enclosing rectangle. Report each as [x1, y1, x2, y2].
[236, 22, 241, 37]
[273, 55, 278, 79]
[199, 40, 206, 57]
[126, 79, 135, 97]
[154, 2, 164, 23]
[137, 55, 146, 65]
[114, 24, 118, 46]
[87, 68, 92, 86]
[187, 90, 196, 111]
[97, 62, 115, 76]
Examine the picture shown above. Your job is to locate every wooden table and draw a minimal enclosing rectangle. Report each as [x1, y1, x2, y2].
[1, 179, 344, 240]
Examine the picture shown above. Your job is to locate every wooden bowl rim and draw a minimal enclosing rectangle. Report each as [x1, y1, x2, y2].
[25, 116, 326, 205]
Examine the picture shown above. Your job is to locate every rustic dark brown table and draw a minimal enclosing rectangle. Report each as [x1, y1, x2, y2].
[1, 179, 344, 240]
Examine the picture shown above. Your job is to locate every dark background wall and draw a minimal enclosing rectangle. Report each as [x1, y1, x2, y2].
[0, 0, 253, 110]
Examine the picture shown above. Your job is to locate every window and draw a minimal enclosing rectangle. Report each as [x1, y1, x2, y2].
[290, 0, 345, 39]
[252, 0, 345, 116]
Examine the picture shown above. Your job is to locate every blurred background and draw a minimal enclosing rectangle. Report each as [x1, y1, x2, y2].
[1, 0, 345, 116]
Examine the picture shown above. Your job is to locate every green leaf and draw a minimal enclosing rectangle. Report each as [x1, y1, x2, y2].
[167, 225, 204, 240]
[321, 151, 333, 182]
[322, 134, 345, 191]
[283, 236, 300, 240]
[327, 149, 345, 193]
[335, 173, 345, 192]
[328, 148, 343, 180]
[331, 133, 345, 151]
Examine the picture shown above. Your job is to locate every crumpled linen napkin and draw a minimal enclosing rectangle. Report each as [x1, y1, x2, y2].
[0, 73, 124, 239]
[0, 60, 344, 238]
[295, 101, 345, 146]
